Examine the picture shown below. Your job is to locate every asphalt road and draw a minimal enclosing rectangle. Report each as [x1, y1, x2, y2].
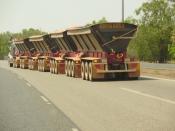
[0, 60, 175, 131]
[0, 67, 80, 131]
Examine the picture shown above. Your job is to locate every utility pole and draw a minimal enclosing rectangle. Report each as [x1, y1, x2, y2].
[122, 0, 124, 22]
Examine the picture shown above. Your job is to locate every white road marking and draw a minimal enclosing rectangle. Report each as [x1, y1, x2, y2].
[141, 75, 175, 82]
[120, 87, 175, 105]
[72, 128, 79, 131]
[40, 96, 49, 103]
[26, 82, 31, 87]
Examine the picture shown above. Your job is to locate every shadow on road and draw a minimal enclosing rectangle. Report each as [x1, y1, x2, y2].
[91, 76, 157, 82]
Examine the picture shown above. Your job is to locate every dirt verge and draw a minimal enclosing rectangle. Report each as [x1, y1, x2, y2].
[142, 68, 175, 80]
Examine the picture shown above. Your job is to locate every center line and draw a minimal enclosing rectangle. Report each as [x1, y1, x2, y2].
[40, 96, 49, 103]
[120, 87, 175, 105]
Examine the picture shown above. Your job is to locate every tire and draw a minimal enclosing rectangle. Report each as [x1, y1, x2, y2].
[53, 60, 56, 74]
[9, 63, 13, 67]
[29, 59, 30, 69]
[65, 60, 68, 76]
[89, 62, 93, 81]
[19, 60, 21, 68]
[42, 60, 45, 72]
[81, 62, 85, 80]
[23, 59, 24, 69]
[20, 59, 21, 68]
[50, 60, 52, 73]
[68, 61, 71, 77]
[31, 60, 34, 70]
[85, 62, 89, 80]
[38, 60, 40, 71]
[13, 61, 15, 68]
[52, 60, 54, 73]
[71, 61, 75, 77]
[55, 60, 58, 74]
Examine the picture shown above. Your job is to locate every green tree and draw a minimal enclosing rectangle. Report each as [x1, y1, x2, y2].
[86, 17, 108, 26]
[128, 0, 175, 63]
[0, 28, 45, 59]
[0, 32, 12, 59]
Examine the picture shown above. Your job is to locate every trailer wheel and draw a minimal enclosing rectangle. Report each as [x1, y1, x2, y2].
[30, 59, 32, 70]
[13, 61, 15, 68]
[23, 59, 24, 69]
[20, 59, 21, 68]
[38, 60, 40, 71]
[28, 59, 30, 69]
[81, 62, 85, 80]
[38, 60, 39, 71]
[50, 60, 53, 73]
[21, 59, 23, 69]
[71, 61, 75, 77]
[55, 60, 58, 74]
[68, 60, 72, 77]
[85, 62, 89, 80]
[9, 63, 13, 67]
[52, 60, 54, 73]
[65, 60, 68, 76]
[29, 59, 31, 70]
[52, 60, 55, 74]
[89, 62, 93, 81]
[20, 59, 23, 69]
[42, 59, 45, 72]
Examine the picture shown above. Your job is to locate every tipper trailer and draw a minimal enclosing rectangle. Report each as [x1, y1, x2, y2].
[9, 22, 140, 81]
[47, 28, 81, 74]
[65, 23, 140, 80]
[12, 40, 30, 69]
[28, 35, 51, 72]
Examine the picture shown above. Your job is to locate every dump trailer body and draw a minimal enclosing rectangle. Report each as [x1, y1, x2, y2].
[23, 38, 38, 70]
[47, 29, 79, 74]
[66, 22, 140, 80]
[12, 40, 30, 68]
[29, 35, 51, 72]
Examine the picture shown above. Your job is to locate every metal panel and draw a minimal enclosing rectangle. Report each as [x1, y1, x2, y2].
[31, 41, 40, 52]
[81, 35, 96, 51]
[15, 44, 22, 51]
[19, 44, 25, 51]
[55, 38, 66, 51]
[60, 38, 70, 51]
[67, 28, 91, 35]
[87, 34, 103, 51]
[43, 35, 59, 53]
[34, 41, 44, 52]
[38, 41, 46, 52]
[71, 36, 83, 51]
[24, 39, 36, 53]
[75, 35, 88, 51]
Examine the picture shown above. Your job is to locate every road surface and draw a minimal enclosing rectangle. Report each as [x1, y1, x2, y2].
[0, 66, 80, 131]
[0, 60, 175, 131]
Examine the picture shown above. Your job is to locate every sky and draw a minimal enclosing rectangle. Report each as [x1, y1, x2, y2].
[0, 0, 147, 33]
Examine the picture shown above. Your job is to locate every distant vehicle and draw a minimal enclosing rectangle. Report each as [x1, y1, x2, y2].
[9, 22, 140, 81]
[8, 40, 19, 67]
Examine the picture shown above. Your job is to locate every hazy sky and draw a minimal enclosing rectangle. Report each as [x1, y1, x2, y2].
[0, 0, 147, 33]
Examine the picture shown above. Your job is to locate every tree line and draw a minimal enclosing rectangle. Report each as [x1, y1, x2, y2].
[0, 29, 45, 59]
[126, 0, 175, 63]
